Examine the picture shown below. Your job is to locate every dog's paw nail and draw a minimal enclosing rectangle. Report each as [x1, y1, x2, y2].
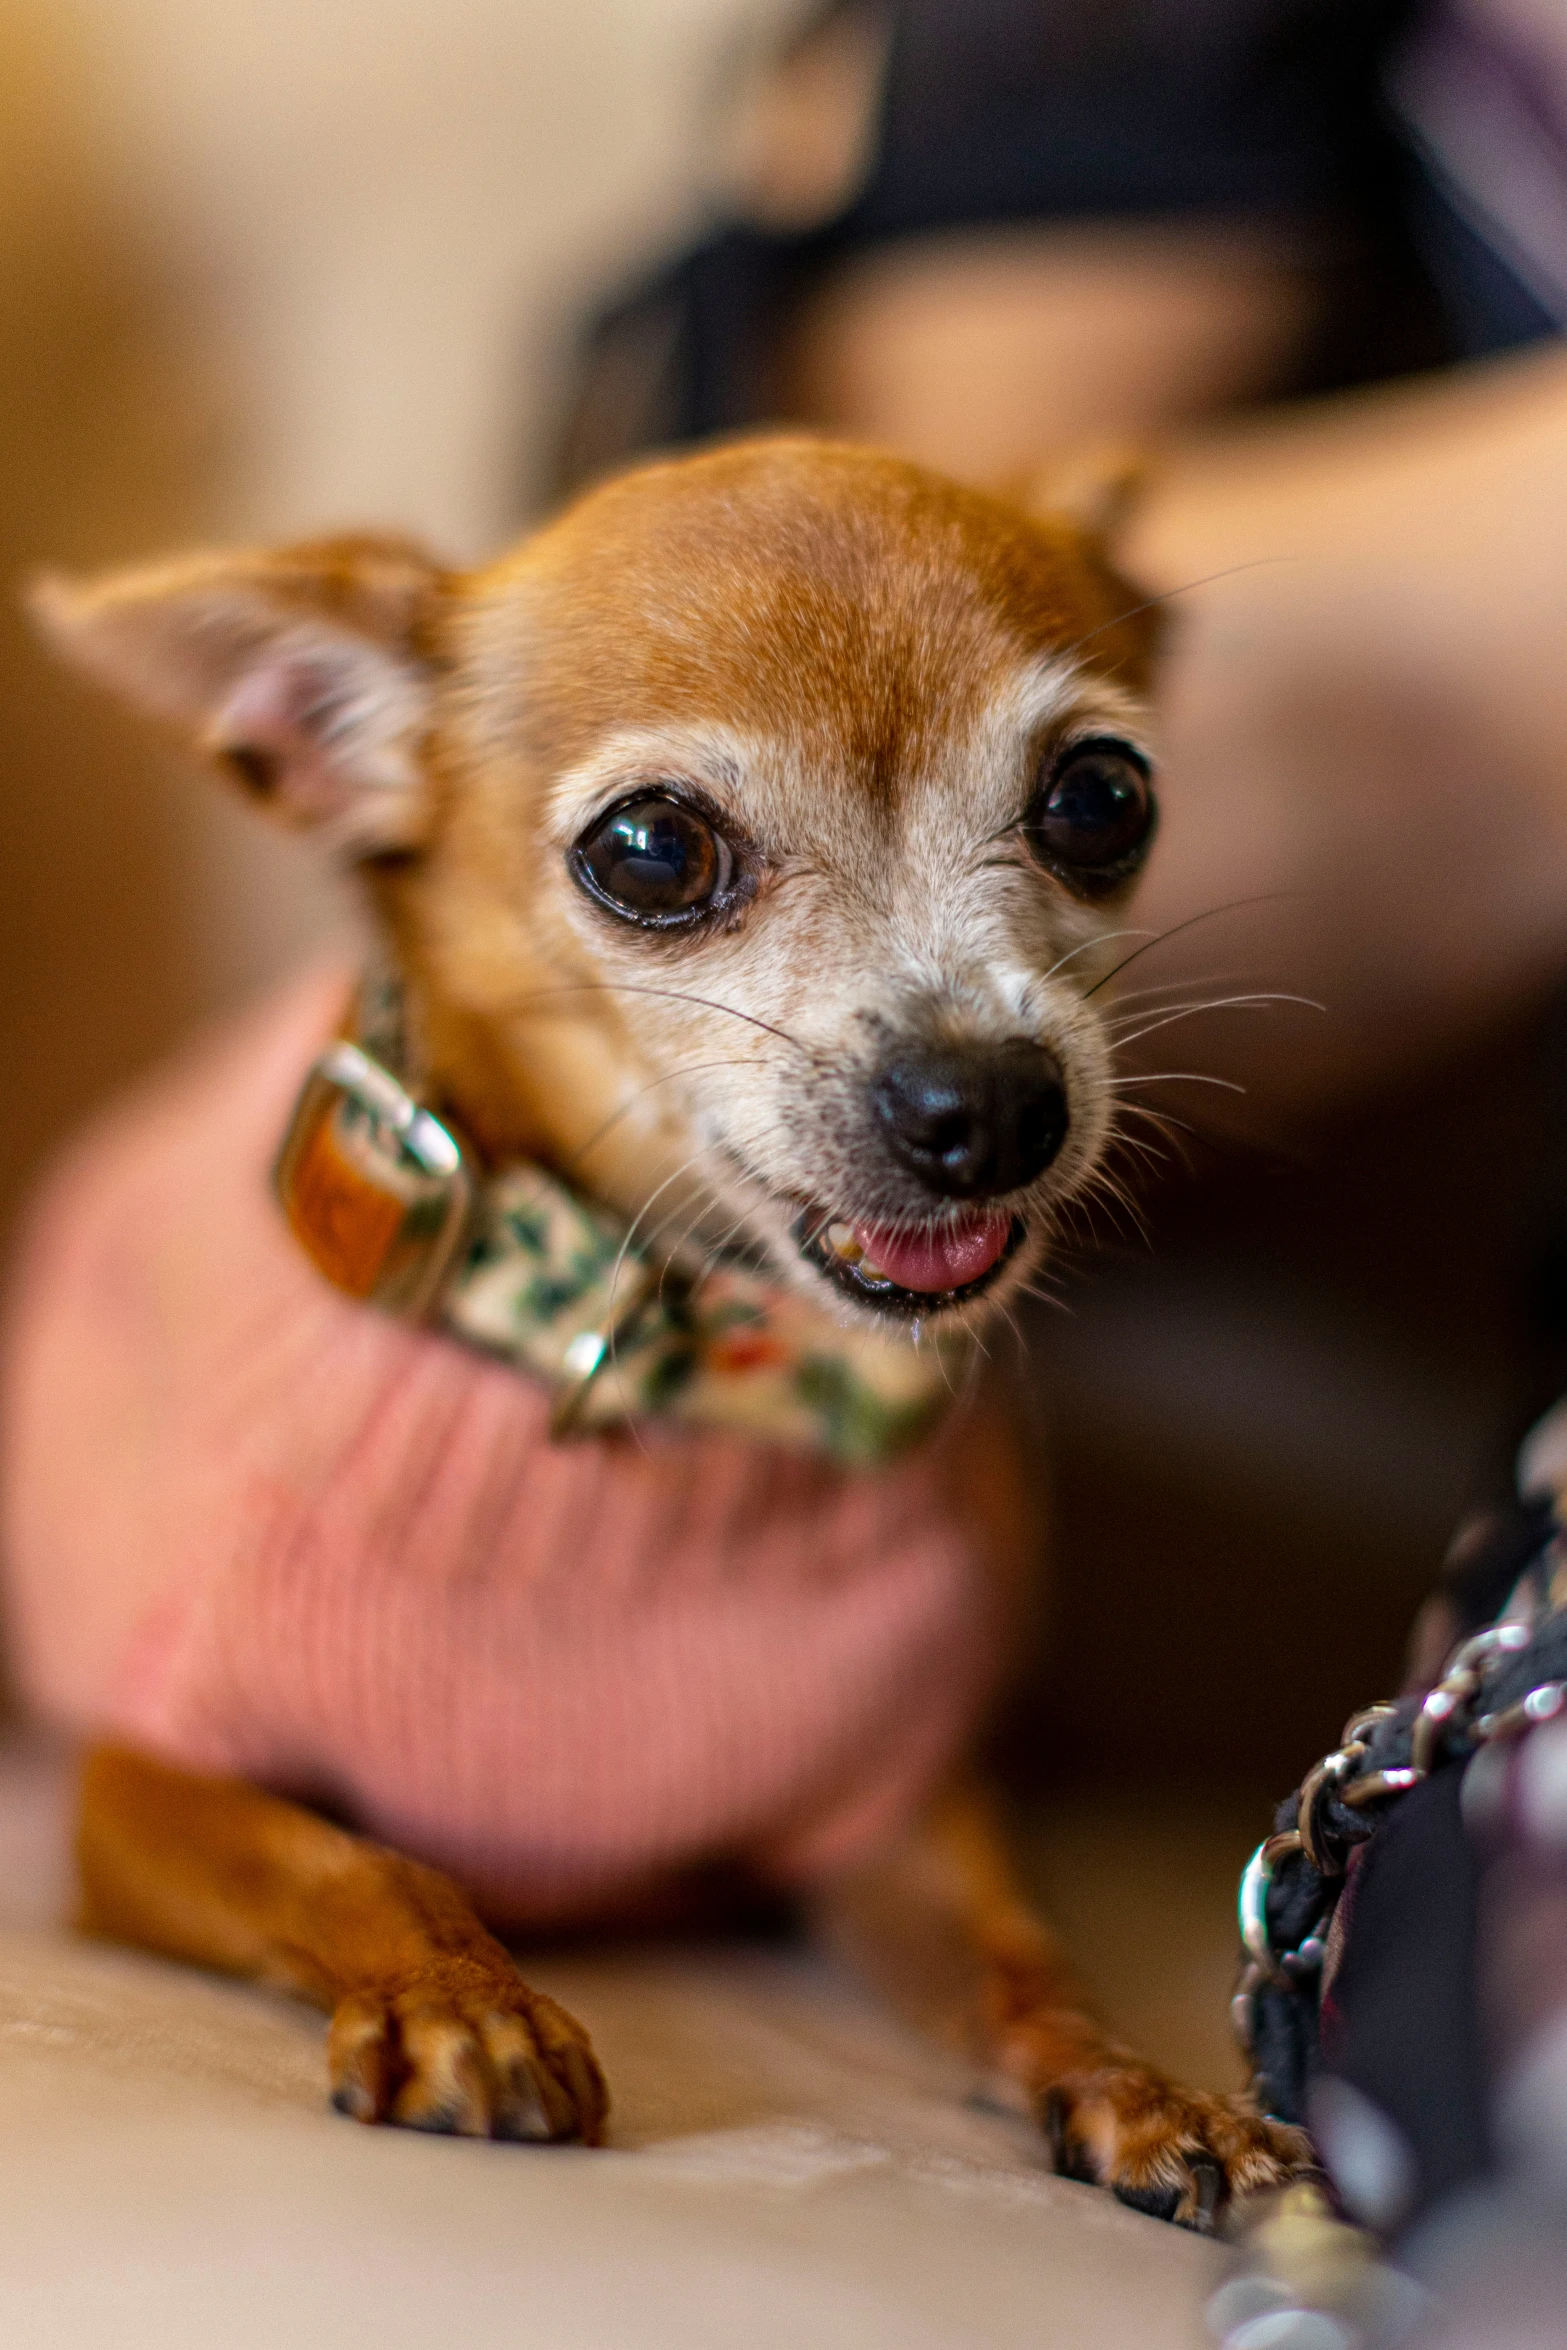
[327, 1990, 396, 2125]
[480, 2012, 559, 2141]
[405, 2098, 481, 2136]
[555, 2041, 609, 2145]
[1113, 2179, 1184, 2223]
[511, 1989, 610, 2143]
[1041, 2084, 1101, 2186]
[1186, 2154, 1227, 2231]
[330, 2077, 379, 2123]
[493, 2075, 556, 2142]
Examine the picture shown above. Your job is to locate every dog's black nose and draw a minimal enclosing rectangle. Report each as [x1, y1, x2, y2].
[869, 1041, 1069, 1199]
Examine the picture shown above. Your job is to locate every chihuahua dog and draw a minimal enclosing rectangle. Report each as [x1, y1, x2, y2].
[5, 437, 1304, 2226]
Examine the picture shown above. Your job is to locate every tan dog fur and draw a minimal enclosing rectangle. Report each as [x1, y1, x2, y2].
[32, 437, 1305, 2222]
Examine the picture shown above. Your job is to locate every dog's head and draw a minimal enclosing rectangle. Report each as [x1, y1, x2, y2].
[34, 437, 1161, 1332]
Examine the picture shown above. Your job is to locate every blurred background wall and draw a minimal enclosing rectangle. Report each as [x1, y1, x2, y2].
[0, 0, 775, 1235]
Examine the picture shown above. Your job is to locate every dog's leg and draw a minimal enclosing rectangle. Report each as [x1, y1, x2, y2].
[76, 1743, 608, 2143]
[813, 1781, 1309, 2229]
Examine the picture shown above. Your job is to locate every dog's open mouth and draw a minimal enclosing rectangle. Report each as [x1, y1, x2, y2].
[793, 1207, 1023, 1318]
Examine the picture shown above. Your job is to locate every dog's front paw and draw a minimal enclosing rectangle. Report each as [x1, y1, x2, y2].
[1039, 2064, 1311, 2232]
[328, 1971, 608, 2144]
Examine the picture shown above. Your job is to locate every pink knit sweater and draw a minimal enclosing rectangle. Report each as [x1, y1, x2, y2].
[0, 971, 1010, 1925]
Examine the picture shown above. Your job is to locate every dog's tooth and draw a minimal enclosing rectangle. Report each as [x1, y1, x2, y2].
[825, 1222, 863, 1264]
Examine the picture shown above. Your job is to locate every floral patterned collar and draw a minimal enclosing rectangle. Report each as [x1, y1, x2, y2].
[271, 974, 965, 1468]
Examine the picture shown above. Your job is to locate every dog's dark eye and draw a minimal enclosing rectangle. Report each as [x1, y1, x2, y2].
[573, 795, 734, 925]
[1024, 738, 1156, 888]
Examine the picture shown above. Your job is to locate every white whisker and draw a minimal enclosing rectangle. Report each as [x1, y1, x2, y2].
[1109, 1071, 1248, 1095]
[1108, 992, 1323, 1047]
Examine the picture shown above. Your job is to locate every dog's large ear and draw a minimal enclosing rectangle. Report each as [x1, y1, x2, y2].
[28, 532, 449, 859]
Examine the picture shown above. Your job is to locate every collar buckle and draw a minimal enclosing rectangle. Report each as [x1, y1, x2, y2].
[273, 1039, 475, 1320]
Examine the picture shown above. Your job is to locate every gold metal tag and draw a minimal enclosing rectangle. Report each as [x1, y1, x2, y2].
[273, 1041, 475, 1320]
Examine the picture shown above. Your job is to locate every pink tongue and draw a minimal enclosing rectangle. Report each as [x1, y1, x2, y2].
[850, 1213, 1011, 1293]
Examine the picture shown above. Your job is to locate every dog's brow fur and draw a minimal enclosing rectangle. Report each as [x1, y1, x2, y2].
[463, 438, 1155, 794]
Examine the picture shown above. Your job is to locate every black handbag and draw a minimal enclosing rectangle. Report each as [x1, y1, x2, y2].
[1213, 1448, 1567, 2346]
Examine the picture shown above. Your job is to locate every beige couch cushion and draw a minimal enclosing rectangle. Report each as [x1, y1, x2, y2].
[0, 1739, 1218, 2348]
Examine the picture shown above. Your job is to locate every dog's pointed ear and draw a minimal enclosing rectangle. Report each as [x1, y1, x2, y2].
[1021, 444, 1150, 546]
[1018, 444, 1163, 690]
[28, 532, 450, 858]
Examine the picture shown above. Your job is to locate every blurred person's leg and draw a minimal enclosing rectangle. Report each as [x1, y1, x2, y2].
[782, 218, 1333, 487]
[1121, 342, 1567, 1127]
